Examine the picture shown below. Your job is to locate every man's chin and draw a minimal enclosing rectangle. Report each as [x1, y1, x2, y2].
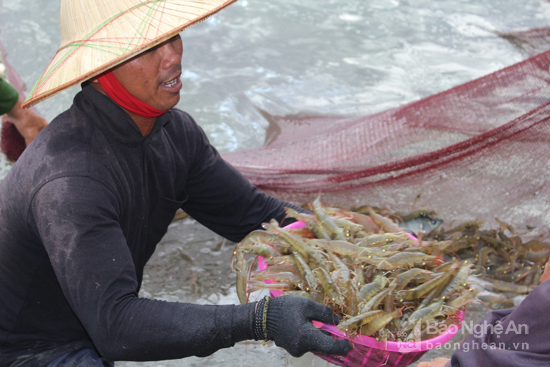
[153, 94, 180, 112]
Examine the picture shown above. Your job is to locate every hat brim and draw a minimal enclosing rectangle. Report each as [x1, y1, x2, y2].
[22, 0, 237, 109]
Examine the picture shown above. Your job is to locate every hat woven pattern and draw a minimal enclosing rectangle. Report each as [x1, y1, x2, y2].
[23, 0, 237, 108]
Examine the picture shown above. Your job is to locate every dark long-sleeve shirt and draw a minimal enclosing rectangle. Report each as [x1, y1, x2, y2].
[0, 83, 299, 366]
[446, 280, 550, 367]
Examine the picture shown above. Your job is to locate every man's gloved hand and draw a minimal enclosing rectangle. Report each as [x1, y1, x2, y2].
[254, 295, 352, 357]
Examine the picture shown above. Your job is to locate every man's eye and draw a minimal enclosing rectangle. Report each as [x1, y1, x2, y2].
[145, 44, 161, 53]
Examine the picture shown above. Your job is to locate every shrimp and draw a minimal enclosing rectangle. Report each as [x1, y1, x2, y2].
[524, 239, 550, 252]
[348, 210, 381, 233]
[436, 263, 473, 301]
[322, 239, 370, 258]
[263, 219, 326, 268]
[324, 239, 400, 259]
[258, 262, 299, 274]
[361, 307, 403, 337]
[292, 251, 318, 292]
[388, 268, 433, 291]
[402, 300, 443, 333]
[358, 275, 388, 304]
[327, 247, 351, 294]
[397, 264, 459, 301]
[483, 278, 535, 294]
[314, 267, 345, 306]
[376, 252, 437, 271]
[311, 195, 346, 240]
[480, 234, 511, 252]
[441, 289, 479, 316]
[233, 251, 249, 304]
[524, 248, 550, 263]
[234, 243, 282, 259]
[331, 215, 366, 237]
[401, 300, 443, 333]
[407, 240, 452, 256]
[477, 246, 497, 267]
[365, 206, 402, 233]
[495, 217, 517, 235]
[357, 233, 410, 247]
[337, 310, 385, 332]
[238, 229, 290, 252]
[359, 288, 390, 313]
[262, 255, 294, 266]
[284, 207, 331, 240]
[251, 271, 305, 289]
[476, 292, 514, 310]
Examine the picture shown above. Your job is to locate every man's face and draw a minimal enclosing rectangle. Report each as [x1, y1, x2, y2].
[112, 35, 183, 111]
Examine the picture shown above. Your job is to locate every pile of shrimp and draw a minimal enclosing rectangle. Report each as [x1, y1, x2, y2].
[425, 219, 549, 293]
[349, 205, 549, 294]
[232, 196, 478, 342]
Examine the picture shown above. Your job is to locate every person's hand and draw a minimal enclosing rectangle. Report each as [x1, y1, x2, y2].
[258, 295, 352, 357]
[417, 357, 451, 367]
[541, 259, 550, 284]
[6, 96, 48, 146]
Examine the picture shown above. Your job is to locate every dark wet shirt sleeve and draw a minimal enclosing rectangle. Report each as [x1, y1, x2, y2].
[179, 113, 305, 242]
[30, 176, 257, 361]
[450, 280, 550, 366]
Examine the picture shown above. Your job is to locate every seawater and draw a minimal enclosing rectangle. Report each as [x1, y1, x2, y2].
[1, 1, 548, 366]
[1, 0, 549, 153]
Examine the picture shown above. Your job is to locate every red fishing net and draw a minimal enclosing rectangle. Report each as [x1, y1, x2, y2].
[223, 49, 550, 241]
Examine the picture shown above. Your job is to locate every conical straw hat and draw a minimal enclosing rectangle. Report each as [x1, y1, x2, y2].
[22, 0, 237, 108]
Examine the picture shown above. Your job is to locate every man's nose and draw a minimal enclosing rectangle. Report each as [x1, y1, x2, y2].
[160, 38, 182, 68]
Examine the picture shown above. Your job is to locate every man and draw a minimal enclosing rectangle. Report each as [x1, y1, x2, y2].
[0, 0, 351, 366]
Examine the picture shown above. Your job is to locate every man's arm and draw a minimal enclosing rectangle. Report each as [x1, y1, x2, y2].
[31, 177, 257, 361]
[30, 176, 348, 361]
[180, 113, 305, 242]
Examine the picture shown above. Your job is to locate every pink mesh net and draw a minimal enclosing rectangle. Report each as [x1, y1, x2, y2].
[223, 49, 550, 241]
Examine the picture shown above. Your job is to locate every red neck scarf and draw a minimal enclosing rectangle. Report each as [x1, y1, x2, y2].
[97, 71, 167, 118]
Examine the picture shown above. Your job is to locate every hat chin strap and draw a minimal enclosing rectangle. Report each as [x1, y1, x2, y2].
[97, 71, 167, 118]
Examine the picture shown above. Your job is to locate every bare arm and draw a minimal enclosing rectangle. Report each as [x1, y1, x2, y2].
[417, 358, 451, 367]
[6, 96, 48, 146]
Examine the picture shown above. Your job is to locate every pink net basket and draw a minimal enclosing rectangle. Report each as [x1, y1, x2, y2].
[309, 314, 463, 367]
[257, 221, 464, 367]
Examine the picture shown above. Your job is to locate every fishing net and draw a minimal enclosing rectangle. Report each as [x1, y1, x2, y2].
[223, 48, 550, 242]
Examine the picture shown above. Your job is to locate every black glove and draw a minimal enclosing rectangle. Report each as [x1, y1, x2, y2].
[253, 295, 352, 357]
